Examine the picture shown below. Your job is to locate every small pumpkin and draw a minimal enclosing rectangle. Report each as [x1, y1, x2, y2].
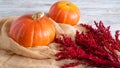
[9, 12, 55, 47]
[49, 1, 80, 25]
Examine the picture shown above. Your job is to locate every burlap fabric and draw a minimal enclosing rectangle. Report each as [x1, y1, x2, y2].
[0, 16, 93, 68]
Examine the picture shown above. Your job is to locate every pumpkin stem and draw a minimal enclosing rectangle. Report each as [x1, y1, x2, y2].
[32, 12, 44, 20]
[66, 3, 70, 6]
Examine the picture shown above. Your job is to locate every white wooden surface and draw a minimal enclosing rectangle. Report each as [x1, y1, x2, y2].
[0, 0, 120, 35]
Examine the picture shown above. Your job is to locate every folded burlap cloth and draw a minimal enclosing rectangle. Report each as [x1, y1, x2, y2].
[0, 16, 93, 68]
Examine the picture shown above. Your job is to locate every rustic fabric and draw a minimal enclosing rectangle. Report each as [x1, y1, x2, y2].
[0, 16, 90, 68]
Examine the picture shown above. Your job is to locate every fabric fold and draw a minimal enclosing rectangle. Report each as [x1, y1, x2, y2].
[0, 16, 88, 68]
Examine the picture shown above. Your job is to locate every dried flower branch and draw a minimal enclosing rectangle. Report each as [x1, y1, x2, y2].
[55, 21, 120, 68]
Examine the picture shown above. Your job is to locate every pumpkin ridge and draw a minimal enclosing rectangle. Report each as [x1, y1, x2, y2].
[63, 7, 69, 24]
[31, 21, 35, 47]
[69, 6, 80, 25]
[72, 12, 78, 25]
[44, 20, 51, 45]
[40, 19, 55, 45]
[46, 24, 54, 44]
[16, 23, 25, 42]
[55, 5, 69, 23]
[32, 20, 41, 46]
[54, 7, 63, 22]
[9, 21, 22, 42]
[74, 12, 80, 25]
[73, 7, 80, 25]
[18, 22, 34, 47]
[43, 19, 53, 45]
[39, 21, 45, 45]
[49, 5, 56, 18]
[50, 25, 56, 43]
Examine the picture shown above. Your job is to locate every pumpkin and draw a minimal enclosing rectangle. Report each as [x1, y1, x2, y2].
[9, 12, 56, 47]
[49, 1, 80, 25]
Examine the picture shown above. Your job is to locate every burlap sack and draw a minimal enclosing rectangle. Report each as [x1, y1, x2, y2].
[0, 16, 91, 68]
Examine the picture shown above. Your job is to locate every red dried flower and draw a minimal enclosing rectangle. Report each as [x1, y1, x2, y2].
[55, 21, 120, 68]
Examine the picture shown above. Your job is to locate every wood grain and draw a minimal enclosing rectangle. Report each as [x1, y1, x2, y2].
[0, 0, 120, 35]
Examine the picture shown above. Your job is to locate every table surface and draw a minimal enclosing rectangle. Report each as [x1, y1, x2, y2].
[0, 0, 120, 36]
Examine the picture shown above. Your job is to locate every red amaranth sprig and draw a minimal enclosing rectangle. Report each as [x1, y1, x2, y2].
[55, 21, 120, 68]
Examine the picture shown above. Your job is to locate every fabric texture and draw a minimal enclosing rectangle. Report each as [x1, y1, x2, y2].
[0, 16, 91, 68]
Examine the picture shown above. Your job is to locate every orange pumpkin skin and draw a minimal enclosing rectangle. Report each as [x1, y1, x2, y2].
[9, 12, 55, 47]
[49, 1, 80, 25]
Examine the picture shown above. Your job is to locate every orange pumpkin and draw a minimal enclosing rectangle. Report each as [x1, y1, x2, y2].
[49, 1, 80, 25]
[9, 12, 55, 47]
